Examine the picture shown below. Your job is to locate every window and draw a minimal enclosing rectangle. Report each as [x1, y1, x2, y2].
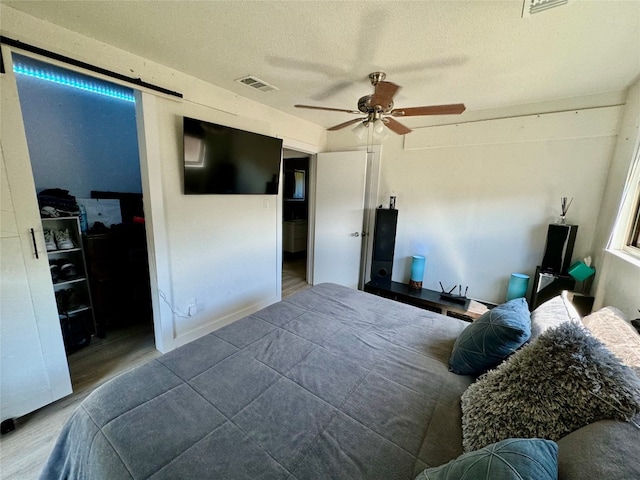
[625, 182, 640, 252]
[610, 134, 640, 260]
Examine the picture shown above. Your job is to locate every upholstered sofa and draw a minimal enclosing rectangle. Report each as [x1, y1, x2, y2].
[442, 292, 640, 479]
[545, 297, 640, 479]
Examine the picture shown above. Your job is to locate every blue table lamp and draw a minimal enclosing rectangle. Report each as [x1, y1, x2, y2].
[506, 273, 529, 301]
[409, 255, 425, 289]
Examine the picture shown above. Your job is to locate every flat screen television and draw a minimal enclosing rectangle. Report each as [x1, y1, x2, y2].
[183, 117, 283, 194]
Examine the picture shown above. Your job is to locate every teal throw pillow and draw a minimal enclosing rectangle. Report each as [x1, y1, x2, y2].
[449, 297, 530, 375]
[414, 438, 558, 480]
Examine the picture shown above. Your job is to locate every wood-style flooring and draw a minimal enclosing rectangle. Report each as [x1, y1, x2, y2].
[0, 322, 159, 480]
[0, 256, 310, 480]
[282, 251, 311, 298]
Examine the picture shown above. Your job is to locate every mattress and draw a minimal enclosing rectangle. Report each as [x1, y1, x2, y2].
[40, 283, 473, 480]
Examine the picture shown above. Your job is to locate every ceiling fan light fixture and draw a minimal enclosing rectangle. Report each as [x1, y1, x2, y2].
[373, 119, 388, 140]
[294, 72, 465, 136]
[352, 121, 369, 140]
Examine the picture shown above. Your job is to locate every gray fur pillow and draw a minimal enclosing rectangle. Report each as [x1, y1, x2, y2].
[461, 321, 640, 452]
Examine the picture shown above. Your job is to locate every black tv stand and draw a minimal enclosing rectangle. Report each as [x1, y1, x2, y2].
[364, 281, 489, 321]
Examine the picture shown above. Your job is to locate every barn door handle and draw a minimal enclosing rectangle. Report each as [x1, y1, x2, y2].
[30, 228, 39, 259]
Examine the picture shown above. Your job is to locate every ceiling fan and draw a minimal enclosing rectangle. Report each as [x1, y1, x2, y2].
[295, 72, 465, 135]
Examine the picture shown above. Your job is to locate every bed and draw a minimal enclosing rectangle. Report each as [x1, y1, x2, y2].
[40, 282, 640, 479]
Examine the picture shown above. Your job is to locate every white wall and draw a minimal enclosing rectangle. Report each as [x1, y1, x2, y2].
[328, 97, 624, 305]
[592, 78, 640, 319]
[151, 99, 285, 344]
[1, 6, 326, 351]
[4, 3, 636, 345]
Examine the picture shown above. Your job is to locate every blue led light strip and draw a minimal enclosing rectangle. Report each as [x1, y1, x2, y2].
[13, 63, 135, 102]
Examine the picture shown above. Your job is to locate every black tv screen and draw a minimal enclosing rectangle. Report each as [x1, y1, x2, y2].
[183, 117, 283, 194]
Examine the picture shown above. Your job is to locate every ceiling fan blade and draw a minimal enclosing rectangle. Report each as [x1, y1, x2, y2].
[327, 118, 366, 131]
[370, 81, 400, 109]
[310, 80, 354, 101]
[295, 104, 360, 114]
[384, 118, 412, 135]
[391, 103, 466, 117]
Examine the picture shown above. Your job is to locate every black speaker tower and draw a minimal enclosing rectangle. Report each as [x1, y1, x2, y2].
[530, 267, 576, 310]
[370, 208, 398, 286]
[529, 222, 579, 310]
[541, 223, 578, 274]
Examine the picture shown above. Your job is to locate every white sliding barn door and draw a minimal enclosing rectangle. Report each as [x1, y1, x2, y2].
[312, 151, 368, 289]
[0, 46, 72, 424]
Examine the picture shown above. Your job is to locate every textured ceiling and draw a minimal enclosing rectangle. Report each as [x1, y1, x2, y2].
[3, 0, 640, 129]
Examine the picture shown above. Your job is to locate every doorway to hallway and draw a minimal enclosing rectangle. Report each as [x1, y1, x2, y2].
[282, 150, 310, 298]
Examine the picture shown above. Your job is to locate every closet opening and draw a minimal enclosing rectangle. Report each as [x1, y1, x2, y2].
[13, 53, 155, 382]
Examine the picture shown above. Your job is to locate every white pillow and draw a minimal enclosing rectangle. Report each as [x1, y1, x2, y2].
[529, 292, 581, 341]
[582, 306, 640, 376]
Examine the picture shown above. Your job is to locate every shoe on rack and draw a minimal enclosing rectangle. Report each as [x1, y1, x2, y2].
[41, 206, 60, 218]
[65, 289, 85, 312]
[55, 289, 69, 313]
[54, 228, 75, 250]
[44, 229, 57, 251]
[59, 261, 78, 280]
[50, 260, 61, 282]
[55, 288, 85, 313]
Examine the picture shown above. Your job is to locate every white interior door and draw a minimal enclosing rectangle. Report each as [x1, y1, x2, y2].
[312, 151, 368, 289]
[0, 46, 72, 423]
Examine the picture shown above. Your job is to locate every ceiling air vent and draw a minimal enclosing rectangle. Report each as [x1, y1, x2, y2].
[235, 75, 278, 93]
[522, 0, 569, 17]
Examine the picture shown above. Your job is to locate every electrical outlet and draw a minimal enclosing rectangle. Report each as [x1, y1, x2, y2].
[187, 298, 196, 317]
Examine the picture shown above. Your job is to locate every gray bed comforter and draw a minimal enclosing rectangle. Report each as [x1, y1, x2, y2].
[40, 283, 473, 480]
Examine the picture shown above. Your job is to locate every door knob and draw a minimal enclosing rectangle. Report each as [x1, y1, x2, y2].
[351, 232, 360, 237]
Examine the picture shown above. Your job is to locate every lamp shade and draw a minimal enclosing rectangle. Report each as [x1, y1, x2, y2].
[506, 273, 529, 301]
[409, 255, 426, 289]
[352, 121, 368, 140]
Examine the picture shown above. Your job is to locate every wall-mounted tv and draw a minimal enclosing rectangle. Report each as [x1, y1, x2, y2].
[183, 117, 283, 195]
